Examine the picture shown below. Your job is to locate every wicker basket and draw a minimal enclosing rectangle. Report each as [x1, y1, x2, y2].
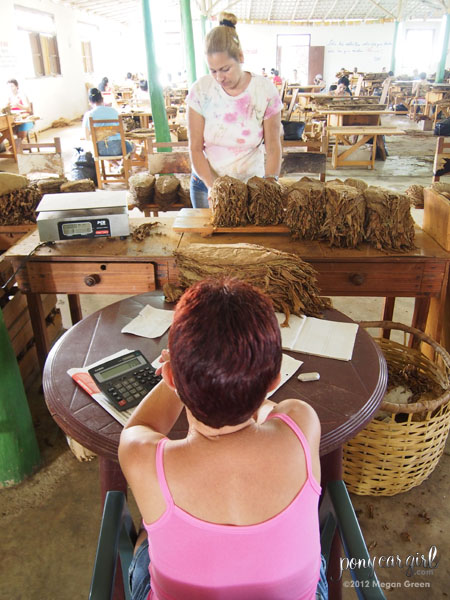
[343, 321, 450, 496]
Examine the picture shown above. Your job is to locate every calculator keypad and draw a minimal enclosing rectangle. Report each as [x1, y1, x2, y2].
[101, 365, 161, 411]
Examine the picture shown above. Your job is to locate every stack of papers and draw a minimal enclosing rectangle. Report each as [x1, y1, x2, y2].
[276, 313, 359, 361]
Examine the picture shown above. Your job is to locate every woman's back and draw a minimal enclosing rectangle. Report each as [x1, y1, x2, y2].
[140, 412, 321, 600]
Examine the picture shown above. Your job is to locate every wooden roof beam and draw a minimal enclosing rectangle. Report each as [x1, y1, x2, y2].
[345, 0, 360, 19]
[308, 0, 320, 20]
[324, 0, 339, 20]
[291, 0, 300, 20]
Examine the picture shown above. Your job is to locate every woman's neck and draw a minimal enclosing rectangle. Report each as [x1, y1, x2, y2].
[186, 408, 256, 440]
[222, 71, 250, 97]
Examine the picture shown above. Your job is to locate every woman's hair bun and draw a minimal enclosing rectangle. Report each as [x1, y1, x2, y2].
[218, 11, 238, 27]
[89, 87, 100, 95]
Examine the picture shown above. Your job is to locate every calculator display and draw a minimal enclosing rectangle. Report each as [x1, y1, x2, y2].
[62, 222, 93, 236]
[95, 356, 143, 382]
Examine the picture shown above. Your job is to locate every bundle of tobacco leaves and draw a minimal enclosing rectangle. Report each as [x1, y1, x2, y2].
[284, 180, 326, 240]
[131, 222, 160, 242]
[405, 184, 424, 208]
[60, 179, 95, 193]
[344, 178, 368, 192]
[177, 175, 191, 206]
[246, 176, 284, 225]
[172, 243, 331, 321]
[154, 175, 180, 210]
[36, 177, 67, 194]
[210, 176, 248, 227]
[321, 183, 366, 248]
[431, 181, 450, 199]
[0, 183, 42, 225]
[363, 186, 415, 251]
[176, 126, 188, 142]
[128, 173, 155, 207]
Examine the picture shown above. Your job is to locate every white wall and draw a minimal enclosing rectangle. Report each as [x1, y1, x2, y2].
[236, 19, 447, 86]
[0, 0, 139, 131]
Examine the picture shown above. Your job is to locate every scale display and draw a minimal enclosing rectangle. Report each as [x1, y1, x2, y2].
[57, 218, 111, 240]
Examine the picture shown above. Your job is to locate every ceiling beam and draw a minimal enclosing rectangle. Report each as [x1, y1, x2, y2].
[345, 0, 360, 19]
[247, 0, 252, 20]
[324, 0, 339, 20]
[366, 0, 397, 19]
[291, 0, 300, 20]
[308, 0, 320, 20]
[364, 3, 376, 20]
[268, 0, 275, 21]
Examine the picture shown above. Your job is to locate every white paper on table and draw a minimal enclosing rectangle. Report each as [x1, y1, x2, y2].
[121, 304, 174, 338]
[267, 353, 303, 398]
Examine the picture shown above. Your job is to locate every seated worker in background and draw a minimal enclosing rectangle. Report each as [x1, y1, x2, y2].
[329, 84, 337, 94]
[313, 74, 326, 90]
[119, 277, 327, 600]
[332, 76, 352, 97]
[272, 69, 282, 84]
[82, 87, 133, 156]
[98, 76, 114, 106]
[7, 78, 33, 139]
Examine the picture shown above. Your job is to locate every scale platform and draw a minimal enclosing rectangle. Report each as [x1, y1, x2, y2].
[36, 191, 130, 242]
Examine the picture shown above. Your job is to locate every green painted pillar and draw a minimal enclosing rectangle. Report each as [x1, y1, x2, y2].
[180, 0, 197, 86]
[390, 21, 399, 75]
[201, 14, 209, 75]
[0, 307, 40, 487]
[141, 0, 171, 148]
[436, 14, 450, 83]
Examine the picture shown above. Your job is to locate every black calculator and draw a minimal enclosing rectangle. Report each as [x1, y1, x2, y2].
[88, 350, 162, 411]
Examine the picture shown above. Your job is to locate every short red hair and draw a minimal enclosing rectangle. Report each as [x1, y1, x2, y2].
[169, 278, 282, 428]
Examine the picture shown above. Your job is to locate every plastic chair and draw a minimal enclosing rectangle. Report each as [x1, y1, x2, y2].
[89, 481, 386, 600]
[89, 116, 131, 189]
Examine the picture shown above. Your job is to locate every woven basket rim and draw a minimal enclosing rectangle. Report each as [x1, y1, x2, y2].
[359, 320, 450, 414]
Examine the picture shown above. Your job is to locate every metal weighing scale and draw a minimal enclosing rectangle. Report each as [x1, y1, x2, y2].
[36, 191, 130, 242]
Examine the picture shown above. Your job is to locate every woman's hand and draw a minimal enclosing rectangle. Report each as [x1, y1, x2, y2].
[155, 349, 170, 376]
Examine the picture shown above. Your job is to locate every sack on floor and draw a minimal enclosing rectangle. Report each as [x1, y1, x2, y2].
[281, 120, 305, 141]
[70, 147, 97, 185]
[392, 103, 407, 112]
[434, 117, 450, 136]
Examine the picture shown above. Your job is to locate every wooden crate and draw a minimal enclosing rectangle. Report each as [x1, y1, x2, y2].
[1, 263, 63, 388]
[423, 188, 450, 251]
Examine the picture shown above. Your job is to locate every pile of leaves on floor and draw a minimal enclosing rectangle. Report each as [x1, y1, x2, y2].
[209, 175, 416, 251]
[166, 243, 331, 322]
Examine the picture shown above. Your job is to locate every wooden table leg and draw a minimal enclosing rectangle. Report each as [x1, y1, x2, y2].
[26, 292, 50, 372]
[68, 294, 83, 325]
[321, 447, 343, 600]
[382, 297, 395, 339]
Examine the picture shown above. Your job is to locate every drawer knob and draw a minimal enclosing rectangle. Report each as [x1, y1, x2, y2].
[349, 272, 366, 286]
[84, 274, 100, 287]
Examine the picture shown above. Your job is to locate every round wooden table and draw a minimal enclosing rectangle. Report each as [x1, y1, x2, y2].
[43, 292, 387, 498]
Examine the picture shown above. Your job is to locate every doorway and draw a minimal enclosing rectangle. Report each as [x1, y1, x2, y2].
[276, 34, 310, 83]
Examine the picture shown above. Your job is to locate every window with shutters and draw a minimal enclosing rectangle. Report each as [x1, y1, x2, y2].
[15, 5, 61, 77]
[81, 41, 94, 73]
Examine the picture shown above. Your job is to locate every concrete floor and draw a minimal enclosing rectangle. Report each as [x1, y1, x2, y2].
[1, 115, 449, 599]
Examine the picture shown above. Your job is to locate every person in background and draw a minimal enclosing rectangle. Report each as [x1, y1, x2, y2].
[272, 69, 282, 85]
[186, 12, 282, 208]
[82, 87, 133, 156]
[119, 276, 326, 600]
[334, 76, 352, 96]
[328, 84, 337, 94]
[98, 77, 111, 92]
[6, 78, 33, 139]
[291, 68, 298, 83]
[313, 74, 326, 90]
[261, 67, 267, 77]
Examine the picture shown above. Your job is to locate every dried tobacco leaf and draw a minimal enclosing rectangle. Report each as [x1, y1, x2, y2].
[0, 183, 42, 225]
[344, 178, 368, 191]
[364, 186, 415, 251]
[173, 243, 331, 320]
[321, 183, 366, 248]
[210, 176, 248, 227]
[131, 222, 160, 242]
[284, 180, 325, 240]
[128, 172, 155, 207]
[246, 176, 284, 225]
[154, 175, 180, 210]
[405, 184, 424, 208]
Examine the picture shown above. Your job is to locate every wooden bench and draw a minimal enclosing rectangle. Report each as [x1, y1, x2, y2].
[327, 126, 404, 169]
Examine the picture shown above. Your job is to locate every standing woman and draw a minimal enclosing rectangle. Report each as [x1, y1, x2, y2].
[187, 12, 283, 208]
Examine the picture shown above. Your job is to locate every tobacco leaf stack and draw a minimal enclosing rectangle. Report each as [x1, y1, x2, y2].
[172, 243, 331, 321]
[321, 182, 366, 248]
[246, 176, 284, 225]
[210, 176, 248, 227]
[363, 186, 415, 251]
[405, 184, 425, 208]
[154, 175, 180, 210]
[284, 180, 326, 240]
[0, 183, 42, 225]
[128, 173, 155, 208]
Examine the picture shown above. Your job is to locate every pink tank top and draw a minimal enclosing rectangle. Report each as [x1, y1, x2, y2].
[144, 413, 322, 600]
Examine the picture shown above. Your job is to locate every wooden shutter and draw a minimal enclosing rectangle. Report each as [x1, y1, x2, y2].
[29, 32, 44, 76]
[47, 35, 61, 75]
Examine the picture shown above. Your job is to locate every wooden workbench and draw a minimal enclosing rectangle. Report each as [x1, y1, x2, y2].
[3, 215, 449, 369]
[328, 126, 404, 169]
[0, 114, 17, 162]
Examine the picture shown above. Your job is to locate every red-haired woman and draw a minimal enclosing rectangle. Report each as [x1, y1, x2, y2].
[119, 278, 327, 600]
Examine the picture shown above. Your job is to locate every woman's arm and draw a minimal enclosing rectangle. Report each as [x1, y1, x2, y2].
[263, 111, 282, 179]
[187, 106, 216, 190]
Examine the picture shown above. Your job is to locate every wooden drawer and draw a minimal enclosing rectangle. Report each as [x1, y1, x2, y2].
[26, 261, 156, 294]
[312, 261, 446, 296]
